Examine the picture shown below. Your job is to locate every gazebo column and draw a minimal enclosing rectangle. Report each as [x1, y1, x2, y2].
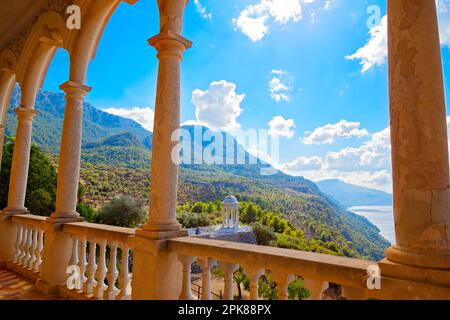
[381, 0, 450, 275]
[131, 0, 191, 300]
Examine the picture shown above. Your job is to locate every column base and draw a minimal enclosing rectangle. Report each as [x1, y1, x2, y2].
[47, 212, 83, 224]
[130, 228, 188, 300]
[385, 244, 450, 270]
[142, 220, 182, 233]
[1, 207, 30, 219]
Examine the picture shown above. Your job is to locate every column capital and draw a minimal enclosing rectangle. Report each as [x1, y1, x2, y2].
[148, 30, 192, 60]
[59, 81, 91, 97]
[14, 107, 38, 121]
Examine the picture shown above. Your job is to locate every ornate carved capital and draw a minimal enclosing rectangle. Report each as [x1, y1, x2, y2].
[148, 30, 192, 60]
[14, 107, 38, 121]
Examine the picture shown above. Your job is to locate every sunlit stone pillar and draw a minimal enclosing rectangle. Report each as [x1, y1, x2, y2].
[49, 81, 90, 222]
[132, 0, 191, 300]
[385, 0, 450, 269]
[0, 69, 16, 265]
[2, 107, 37, 215]
[143, 0, 192, 232]
[0, 70, 15, 170]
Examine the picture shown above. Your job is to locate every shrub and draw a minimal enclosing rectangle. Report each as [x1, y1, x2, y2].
[95, 195, 147, 228]
[252, 222, 276, 246]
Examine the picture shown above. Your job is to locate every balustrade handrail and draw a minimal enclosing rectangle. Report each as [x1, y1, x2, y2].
[168, 236, 374, 291]
[63, 221, 135, 245]
[11, 214, 46, 229]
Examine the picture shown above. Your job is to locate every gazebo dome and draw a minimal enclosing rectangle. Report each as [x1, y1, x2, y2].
[223, 195, 238, 204]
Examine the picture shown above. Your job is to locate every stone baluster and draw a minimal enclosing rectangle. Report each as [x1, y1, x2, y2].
[78, 236, 88, 288]
[84, 237, 97, 295]
[13, 224, 23, 263]
[198, 258, 216, 300]
[118, 243, 131, 300]
[178, 255, 195, 300]
[23, 227, 33, 267]
[303, 279, 328, 300]
[18, 225, 29, 265]
[218, 262, 239, 300]
[247, 268, 265, 300]
[272, 273, 294, 300]
[27, 228, 38, 270]
[70, 235, 79, 268]
[105, 241, 119, 300]
[94, 239, 108, 299]
[33, 230, 44, 273]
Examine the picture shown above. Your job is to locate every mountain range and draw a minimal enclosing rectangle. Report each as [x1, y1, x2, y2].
[4, 86, 390, 259]
[316, 179, 393, 208]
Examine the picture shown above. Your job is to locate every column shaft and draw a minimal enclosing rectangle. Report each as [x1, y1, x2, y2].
[4, 107, 37, 214]
[144, 32, 191, 231]
[50, 81, 90, 221]
[386, 0, 450, 268]
[0, 71, 15, 169]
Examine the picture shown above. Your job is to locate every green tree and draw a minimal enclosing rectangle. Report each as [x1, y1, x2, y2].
[95, 195, 147, 228]
[241, 203, 258, 224]
[0, 143, 57, 216]
[191, 202, 205, 213]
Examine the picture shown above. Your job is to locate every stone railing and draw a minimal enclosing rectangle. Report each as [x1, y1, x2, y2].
[61, 222, 135, 300]
[8, 214, 46, 279]
[168, 237, 374, 300]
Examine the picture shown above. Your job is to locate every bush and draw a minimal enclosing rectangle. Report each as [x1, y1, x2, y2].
[76, 202, 96, 222]
[252, 222, 276, 246]
[27, 189, 54, 216]
[177, 211, 211, 228]
[95, 195, 147, 228]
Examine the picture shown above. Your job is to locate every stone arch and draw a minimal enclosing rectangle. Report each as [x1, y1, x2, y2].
[15, 10, 72, 107]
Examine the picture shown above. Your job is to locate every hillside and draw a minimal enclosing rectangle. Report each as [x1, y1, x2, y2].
[6, 87, 390, 260]
[316, 179, 393, 207]
[6, 86, 152, 153]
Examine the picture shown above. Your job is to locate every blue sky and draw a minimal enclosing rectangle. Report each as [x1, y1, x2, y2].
[41, 0, 450, 193]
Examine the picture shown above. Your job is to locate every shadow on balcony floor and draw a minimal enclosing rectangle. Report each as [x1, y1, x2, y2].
[0, 267, 62, 300]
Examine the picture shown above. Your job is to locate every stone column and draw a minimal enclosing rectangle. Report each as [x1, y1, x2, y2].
[385, 0, 450, 269]
[0, 70, 15, 169]
[2, 107, 37, 215]
[49, 81, 90, 222]
[131, 0, 191, 300]
[143, 0, 192, 232]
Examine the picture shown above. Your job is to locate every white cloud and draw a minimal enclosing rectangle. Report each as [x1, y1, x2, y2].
[102, 107, 155, 132]
[268, 115, 296, 138]
[194, 0, 212, 20]
[346, 1, 450, 72]
[233, 0, 306, 41]
[269, 69, 293, 102]
[280, 127, 393, 192]
[346, 15, 387, 73]
[281, 155, 323, 172]
[302, 120, 369, 145]
[191, 80, 245, 131]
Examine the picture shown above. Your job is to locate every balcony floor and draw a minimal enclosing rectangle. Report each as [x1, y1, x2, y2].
[0, 266, 61, 300]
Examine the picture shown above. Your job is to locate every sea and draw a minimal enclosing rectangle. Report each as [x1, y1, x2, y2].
[348, 205, 395, 244]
